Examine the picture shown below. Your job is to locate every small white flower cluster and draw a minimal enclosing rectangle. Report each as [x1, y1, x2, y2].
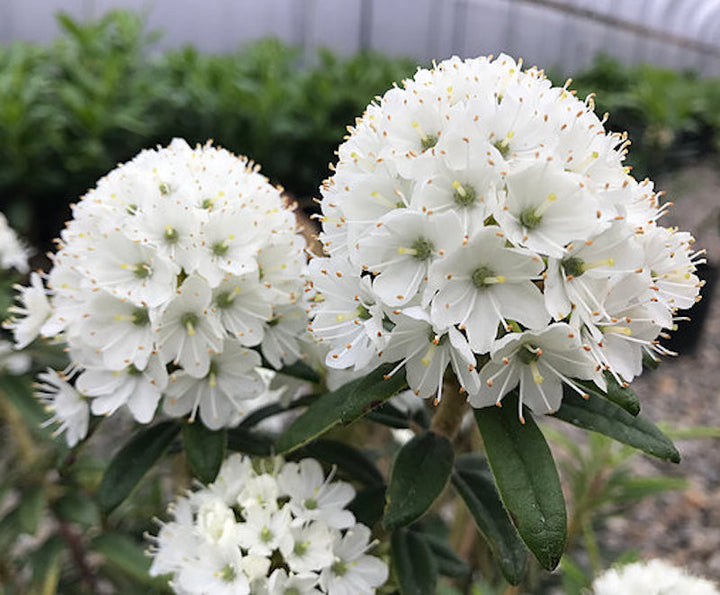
[591, 559, 719, 595]
[309, 54, 703, 418]
[4, 139, 308, 443]
[0, 212, 31, 274]
[149, 453, 388, 595]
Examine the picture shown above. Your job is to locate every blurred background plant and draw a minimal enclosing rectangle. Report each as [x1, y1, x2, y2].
[0, 10, 719, 595]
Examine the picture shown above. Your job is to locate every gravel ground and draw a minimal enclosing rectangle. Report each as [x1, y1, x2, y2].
[597, 160, 720, 581]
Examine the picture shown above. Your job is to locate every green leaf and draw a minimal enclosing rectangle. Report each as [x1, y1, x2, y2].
[612, 476, 688, 502]
[182, 422, 226, 484]
[423, 534, 471, 579]
[0, 374, 53, 439]
[577, 374, 640, 416]
[384, 431, 454, 530]
[18, 485, 46, 535]
[277, 359, 321, 383]
[236, 393, 317, 429]
[553, 390, 680, 462]
[276, 364, 407, 453]
[452, 454, 527, 585]
[667, 425, 720, 440]
[296, 439, 384, 486]
[392, 529, 438, 595]
[97, 421, 180, 513]
[474, 394, 566, 571]
[92, 533, 166, 587]
[54, 490, 100, 528]
[29, 534, 64, 595]
[366, 402, 430, 429]
[349, 485, 386, 528]
[226, 427, 273, 456]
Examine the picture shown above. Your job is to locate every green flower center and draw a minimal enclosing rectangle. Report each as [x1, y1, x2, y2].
[260, 526, 273, 543]
[212, 240, 229, 256]
[519, 208, 543, 229]
[453, 182, 477, 207]
[131, 307, 150, 326]
[219, 564, 236, 582]
[411, 237, 434, 261]
[471, 266, 502, 288]
[164, 225, 179, 244]
[332, 559, 349, 577]
[294, 541, 309, 556]
[561, 256, 585, 278]
[132, 262, 151, 279]
[305, 498, 317, 510]
[421, 135, 438, 151]
[181, 312, 199, 335]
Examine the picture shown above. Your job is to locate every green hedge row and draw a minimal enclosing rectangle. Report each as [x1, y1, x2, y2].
[2, 11, 719, 248]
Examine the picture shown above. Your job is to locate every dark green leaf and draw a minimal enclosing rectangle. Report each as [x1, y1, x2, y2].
[182, 422, 226, 484]
[0, 374, 53, 439]
[92, 533, 167, 587]
[553, 391, 680, 462]
[576, 374, 640, 416]
[452, 454, 527, 585]
[474, 394, 566, 570]
[236, 393, 317, 429]
[366, 402, 430, 429]
[29, 534, 63, 594]
[277, 359, 322, 383]
[18, 485, 45, 535]
[97, 421, 180, 513]
[276, 364, 407, 453]
[349, 485, 386, 528]
[423, 534, 471, 579]
[226, 427, 273, 456]
[392, 529, 438, 595]
[54, 490, 100, 528]
[384, 431, 454, 530]
[296, 439, 384, 486]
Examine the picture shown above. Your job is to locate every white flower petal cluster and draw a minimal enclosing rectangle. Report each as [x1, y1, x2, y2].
[0, 212, 31, 274]
[309, 55, 703, 417]
[591, 559, 719, 595]
[5, 139, 309, 439]
[148, 454, 388, 595]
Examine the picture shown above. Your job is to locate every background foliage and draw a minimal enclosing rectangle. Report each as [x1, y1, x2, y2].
[2, 11, 720, 250]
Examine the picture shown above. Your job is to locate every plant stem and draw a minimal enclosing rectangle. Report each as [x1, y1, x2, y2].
[429, 377, 469, 440]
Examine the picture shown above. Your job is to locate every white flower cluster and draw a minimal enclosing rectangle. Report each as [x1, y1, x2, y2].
[308, 54, 703, 418]
[592, 559, 719, 595]
[4, 139, 308, 443]
[149, 453, 388, 595]
[0, 211, 31, 274]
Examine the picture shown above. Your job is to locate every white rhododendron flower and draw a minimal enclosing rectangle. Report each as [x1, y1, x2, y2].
[0, 212, 31, 274]
[4, 139, 309, 442]
[591, 559, 719, 595]
[148, 454, 388, 595]
[308, 54, 703, 417]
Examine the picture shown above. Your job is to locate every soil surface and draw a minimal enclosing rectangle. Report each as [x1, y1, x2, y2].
[596, 160, 720, 581]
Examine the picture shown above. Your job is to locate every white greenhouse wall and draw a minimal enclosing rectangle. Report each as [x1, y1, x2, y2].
[1, 0, 719, 75]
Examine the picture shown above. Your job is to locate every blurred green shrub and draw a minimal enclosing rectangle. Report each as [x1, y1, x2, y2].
[0, 11, 417, 250]
[2, 13, 720, 250]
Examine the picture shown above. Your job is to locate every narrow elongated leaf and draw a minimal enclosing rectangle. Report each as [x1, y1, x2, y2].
[18, 485, 46, 535]
[474, 394, 566, 571]
[30, 535, 63, 595]
[54, 490, 100, 528]
[296, 439, 384, 486]
[366, 402, 431, 429]
[392, 529, 438, 595]
[236, 394, 317, 429]
[0, 375, 53, 439]
[452, 454, 527, 585]
[576, 374, 640, 416]
[384, 431, 454, 530]
[553, 391, 680, 463]
[423, 534, 471, 579]
[226, 427, 273, 456]
[349, 485, 386, 528]
[276, 364, 407, 453]
[277, 359, 321, 383]
[97, 421, 180, 513]
[92, 533, 166, 587]
[182, 422, 226, 484]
